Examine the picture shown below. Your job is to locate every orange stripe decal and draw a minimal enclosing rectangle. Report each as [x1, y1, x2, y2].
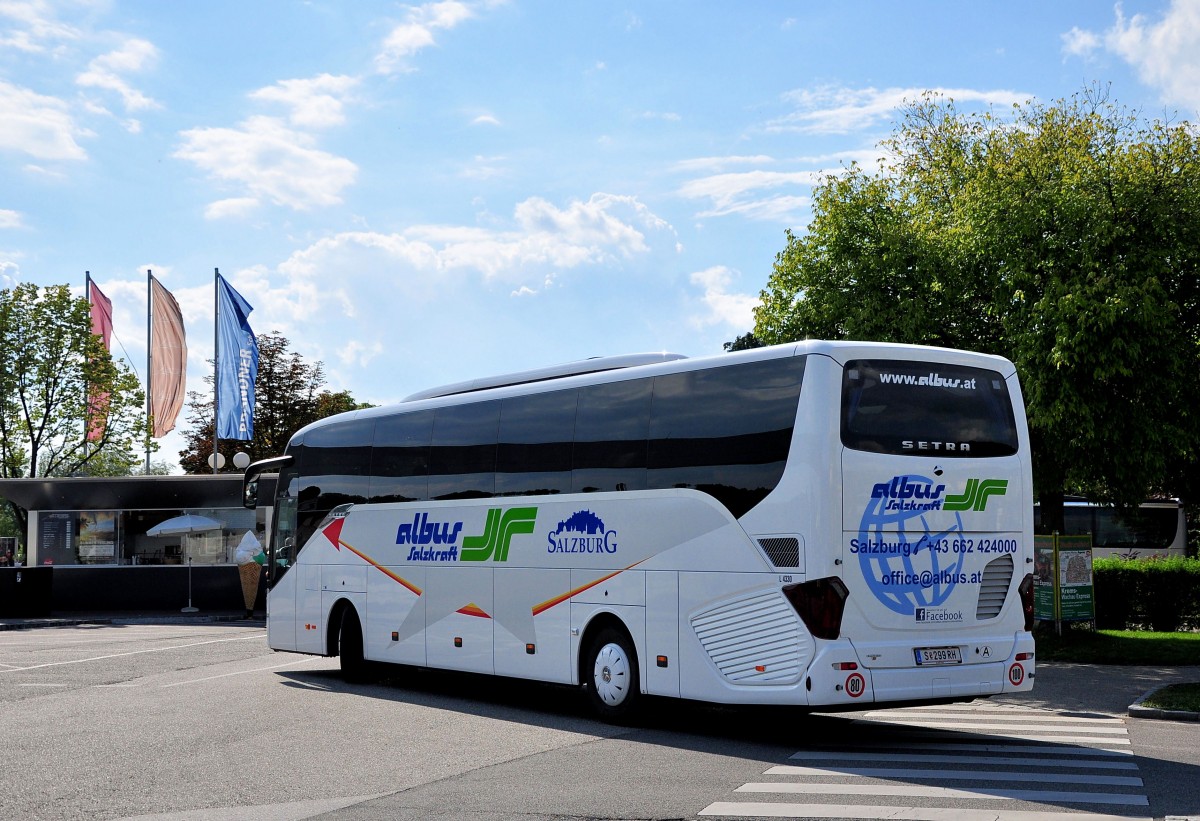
[338, 539, 423, 596]
[532, 559, 648, 616]
[457, 603, 490, 618]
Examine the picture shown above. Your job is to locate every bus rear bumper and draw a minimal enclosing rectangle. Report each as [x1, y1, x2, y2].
[864, 637, 1036, 703]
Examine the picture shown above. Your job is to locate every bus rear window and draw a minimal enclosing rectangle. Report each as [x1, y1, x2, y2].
[841, 359, 1018, 458]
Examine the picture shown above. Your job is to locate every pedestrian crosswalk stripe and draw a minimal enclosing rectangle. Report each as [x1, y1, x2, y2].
[734, 782, 1149, 806]
[765, 764, 1143, 786]
[791, 740, 1133, 756]
[786, 750, 1139, 769]
[699, 704, 1150, 820]
[699, 802, 1152, 820]
[857, 716, 1129, 734]
[865, 729, 1130, 745]
[863, 709, 1126, 724]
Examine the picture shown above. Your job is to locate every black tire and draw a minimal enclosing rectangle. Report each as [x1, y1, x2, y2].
[338, 607, 368, 683]
[584, 627, 641, 722]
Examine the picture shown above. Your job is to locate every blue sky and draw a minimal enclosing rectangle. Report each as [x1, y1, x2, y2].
[2, 1, 1197, 470]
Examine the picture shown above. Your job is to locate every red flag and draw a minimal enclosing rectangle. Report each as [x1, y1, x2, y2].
[149, 276, 187, 438]
[87, 280, 114, 442]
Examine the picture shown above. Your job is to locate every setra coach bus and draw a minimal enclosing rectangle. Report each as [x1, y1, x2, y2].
[243, 340, 1036, 720]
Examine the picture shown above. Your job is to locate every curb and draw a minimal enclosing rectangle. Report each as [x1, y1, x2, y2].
[1128, 685, 1200, 722]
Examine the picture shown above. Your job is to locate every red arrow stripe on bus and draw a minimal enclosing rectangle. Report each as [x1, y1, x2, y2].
[336, 539, 423, 597]
[531, 559, 648, 616]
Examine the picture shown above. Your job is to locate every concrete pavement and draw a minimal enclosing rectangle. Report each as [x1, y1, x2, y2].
[2, 612, 1196, 721]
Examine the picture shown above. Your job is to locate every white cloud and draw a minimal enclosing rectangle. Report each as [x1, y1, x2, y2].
[678, 169, 821, 222]
[175, 116, 358, 212]
[338, 339, 384, 368]
[0, 0, 81, 53]
[673, 155, 775, 173]
[275, 193, 670, 300]
[204, 197, 261, 220]
[0, 259, 18, 288]
[1061, 26, 1101, 57]
[375, 0, 476, 74]
[689, 266, 758, 330]
[1103, 1, 1200, 113]
[76, 37, 160, 112]
[0, 79, 89, 160]
[249, 74, 360, 128]
[0, 209, 25, 229]
[460, 154, 508, 180]
[471, 113, 501, 126]
[772, 85, 1029, 134]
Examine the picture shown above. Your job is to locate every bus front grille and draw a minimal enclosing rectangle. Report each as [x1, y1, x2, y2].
[975, 554, 1014, 620]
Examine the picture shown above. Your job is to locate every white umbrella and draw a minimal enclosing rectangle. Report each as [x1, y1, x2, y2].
[147, 514, 223, 536]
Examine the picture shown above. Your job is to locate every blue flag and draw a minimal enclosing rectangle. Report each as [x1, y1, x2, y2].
[216, 274, 258, 440]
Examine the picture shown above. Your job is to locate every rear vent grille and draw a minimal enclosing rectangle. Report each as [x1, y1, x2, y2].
[976, 554, 1014, 620]
[759, 537, 800, 568]
[690, 590, 811, 684]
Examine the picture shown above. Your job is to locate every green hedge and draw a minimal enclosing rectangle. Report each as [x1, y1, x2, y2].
[1093, 557, 1200, 631]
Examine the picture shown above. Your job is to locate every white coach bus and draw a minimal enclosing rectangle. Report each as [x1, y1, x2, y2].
[243, 341, 1036, 720]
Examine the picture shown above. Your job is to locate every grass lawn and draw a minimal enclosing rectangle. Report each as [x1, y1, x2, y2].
[1139, 683, 1200, 713]
[1034, 627, 1200, 666]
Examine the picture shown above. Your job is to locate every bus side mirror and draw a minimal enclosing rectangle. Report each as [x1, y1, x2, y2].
[241, 455, 294, 510]
[243, 479, 259, 510]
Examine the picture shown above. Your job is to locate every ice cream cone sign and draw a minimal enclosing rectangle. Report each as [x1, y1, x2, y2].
[235, 530, 265, 618]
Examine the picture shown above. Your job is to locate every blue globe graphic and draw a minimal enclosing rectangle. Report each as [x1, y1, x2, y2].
[857, 474, 967, 616]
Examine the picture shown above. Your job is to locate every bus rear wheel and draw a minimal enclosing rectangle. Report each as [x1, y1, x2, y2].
[338, 607, 368, 683]
[585, 627, 641, 722]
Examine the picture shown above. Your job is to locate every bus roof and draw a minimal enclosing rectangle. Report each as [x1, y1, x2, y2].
[402, 352, 688, 402]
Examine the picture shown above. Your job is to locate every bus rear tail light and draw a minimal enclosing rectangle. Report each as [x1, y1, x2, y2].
[1017, 573, 1035, 632]
[784, 577, 849, 640]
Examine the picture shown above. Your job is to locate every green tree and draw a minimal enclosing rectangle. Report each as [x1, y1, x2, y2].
[723, 332, 763, 352]
[0, 283, 147, 537]
[756, 88, 1200, 528]
[178, 331, 369, 473]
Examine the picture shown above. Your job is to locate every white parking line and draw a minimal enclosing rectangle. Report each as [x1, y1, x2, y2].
[0, 633, 265, 673]
[160, 656, 326, 688]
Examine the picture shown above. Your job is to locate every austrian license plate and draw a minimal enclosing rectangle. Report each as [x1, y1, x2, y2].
[914, 646, 962, 666]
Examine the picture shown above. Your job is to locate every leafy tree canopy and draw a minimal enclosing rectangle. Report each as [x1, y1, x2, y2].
[0, 283, 146, 480]
[755, 87, 1200, 522]
[179, 331, 371, 473]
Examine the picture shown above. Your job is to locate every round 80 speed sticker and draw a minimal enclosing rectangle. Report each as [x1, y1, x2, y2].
[845, 672, 866, 698]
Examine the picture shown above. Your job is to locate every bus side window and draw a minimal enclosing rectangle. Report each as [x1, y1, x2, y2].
[572, 379, 652, 494]
[370, 410, 433, 503]
[429, 402, 501, 500]
[497, 389, 578, 497]
[647, 357, 803, 518]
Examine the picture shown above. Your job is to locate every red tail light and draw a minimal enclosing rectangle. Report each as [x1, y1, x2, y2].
[784, 577, 849, 640]
[1017, 572, 1035, 632]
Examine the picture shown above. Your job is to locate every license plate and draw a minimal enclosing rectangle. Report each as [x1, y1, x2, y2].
[914, 646, 962, 666]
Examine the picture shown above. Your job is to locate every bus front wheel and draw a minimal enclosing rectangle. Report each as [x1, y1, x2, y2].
[585, 627, 641, 722]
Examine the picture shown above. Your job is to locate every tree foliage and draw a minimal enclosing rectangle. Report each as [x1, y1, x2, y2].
[178, 331, 369, 473]
[0, 283, 146, 479]
[756, 88, 1200, 519]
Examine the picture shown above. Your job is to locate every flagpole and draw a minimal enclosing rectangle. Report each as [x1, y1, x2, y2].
[213, 268, 220, 474]
[145, 269, 152, 473]
[84, 271, 92, 461]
